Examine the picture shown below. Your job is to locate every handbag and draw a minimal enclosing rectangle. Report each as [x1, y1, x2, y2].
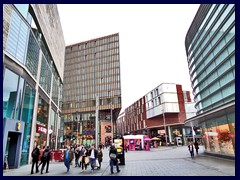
[85, 156, 90, 164]
[110, 153, 117, 159]
[79, 156, 83, 162]
[95, 159, 100, 167]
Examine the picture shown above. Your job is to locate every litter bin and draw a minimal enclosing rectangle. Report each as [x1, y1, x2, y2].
[113, 137, 125, 165]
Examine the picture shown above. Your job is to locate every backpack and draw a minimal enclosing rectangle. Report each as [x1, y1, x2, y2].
[42, 151, 49, 160]
[32, 149, 38, 157]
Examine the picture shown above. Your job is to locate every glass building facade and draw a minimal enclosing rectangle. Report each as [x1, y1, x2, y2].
[63, 33, 122, 147]
[3, 4, 65, 167]
[185, 4, 235, 158]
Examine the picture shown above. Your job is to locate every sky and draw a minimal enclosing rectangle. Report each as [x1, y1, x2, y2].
[57, 4, 200, 112]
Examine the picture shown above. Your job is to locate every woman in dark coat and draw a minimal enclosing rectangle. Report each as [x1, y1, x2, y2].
[194, 141, 199, 155]
[80, 146, 89, 172]
[97, 146, 103, 169]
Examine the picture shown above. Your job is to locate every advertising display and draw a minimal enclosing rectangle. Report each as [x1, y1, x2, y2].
[113, 137, 125, 165]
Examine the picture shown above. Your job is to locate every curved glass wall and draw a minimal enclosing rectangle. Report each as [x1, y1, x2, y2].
[187, 4, 235, 114]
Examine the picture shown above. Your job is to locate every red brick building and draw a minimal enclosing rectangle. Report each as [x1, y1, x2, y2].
[117, 83, 196, 145]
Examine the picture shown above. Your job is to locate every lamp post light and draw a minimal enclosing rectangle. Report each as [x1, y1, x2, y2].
[111, 103, 114, 141]
[95, 95, 99, 148]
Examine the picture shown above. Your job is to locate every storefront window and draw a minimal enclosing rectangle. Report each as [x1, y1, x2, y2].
[35, 96, 49, 148]
[20, 83, 35, 165]
[25, 29, 40, 79]
[39, 56, 52, 95]
[202, 114, 235, 156]
[3, 69, 19, 119]
[6, 10, 30, 64]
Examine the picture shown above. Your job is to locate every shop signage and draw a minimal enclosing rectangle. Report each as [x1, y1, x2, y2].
[16, 122, 21, 131]
[36, 124, 47, 134]
[204, 132, 218, 136]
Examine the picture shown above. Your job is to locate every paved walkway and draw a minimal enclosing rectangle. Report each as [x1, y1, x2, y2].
[3, 145, 235, 176]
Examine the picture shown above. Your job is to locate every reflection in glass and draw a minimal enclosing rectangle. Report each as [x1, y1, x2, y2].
[20, 83, 35, 165]
[3, 69, 19, 119]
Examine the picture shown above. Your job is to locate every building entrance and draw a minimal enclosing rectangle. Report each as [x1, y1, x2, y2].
[3, 118, 25, 169]
[5, 132, 21, 169]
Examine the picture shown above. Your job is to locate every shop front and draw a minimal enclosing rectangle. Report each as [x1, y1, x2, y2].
[185, 103, 235, 158]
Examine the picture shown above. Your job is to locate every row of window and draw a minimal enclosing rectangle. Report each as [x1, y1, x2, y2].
[63, 96, 121, 110]
[63, 86, 121, 102]
[64, 69, 120, 85]
[65, 35, 119, 53]
[64, 54, 120, 72]
[66, 42, 119, 57]
[65, 61, 120, 76]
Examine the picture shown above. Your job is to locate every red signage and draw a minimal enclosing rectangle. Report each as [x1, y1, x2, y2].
[36, 124, 47, 134]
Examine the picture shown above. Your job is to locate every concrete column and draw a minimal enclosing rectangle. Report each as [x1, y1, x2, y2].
[168, 126, 172, 143]
[28, 51, 42, 164]
[47, 76, 53, 146]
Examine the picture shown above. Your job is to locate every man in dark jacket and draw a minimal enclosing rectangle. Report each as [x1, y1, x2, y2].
[40, 146, 51, 174]
[31, 145, 40, 174]
[88, 145, 98, 172]
[109, 143, 120, 174]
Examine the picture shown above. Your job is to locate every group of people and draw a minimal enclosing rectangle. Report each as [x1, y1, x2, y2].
[31, 143, 121, 175]
[188, 141, 199, 158]
[63, 144, 103, 173]
[31, 145, 51, 174]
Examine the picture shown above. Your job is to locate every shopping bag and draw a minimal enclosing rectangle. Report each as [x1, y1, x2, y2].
[95, 159, 100, 167]
[79, 156, 83, 162]
[85, 156, 90, 164]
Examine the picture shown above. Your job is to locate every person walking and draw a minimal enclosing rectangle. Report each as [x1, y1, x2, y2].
[74, 144, 81, 167]
[40, 146, 51, 174]
[97, 146, 103, 169]
[109, 143, 120, 174]
[194, 141, 199, 155]
[38, 146, 45, 170]
[64, 146, 74, 173]
[31, 145, 40, 174]
[88, 145, 98, 172]
[188, 141, 194, 158]
[80, 146, 89, 172]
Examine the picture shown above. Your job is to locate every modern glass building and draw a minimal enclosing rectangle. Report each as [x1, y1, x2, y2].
[63, 33, 122, 147]
[3, 4, 65, 168]
[185, 4, 235, 158]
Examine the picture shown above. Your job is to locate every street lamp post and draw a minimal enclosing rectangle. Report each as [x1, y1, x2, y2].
[162, 109, 168, 146]
[95, 95, 99, 148]
[111, 103, 114, 141]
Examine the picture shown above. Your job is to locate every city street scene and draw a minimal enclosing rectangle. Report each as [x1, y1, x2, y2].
[3, 4, 235, 176]
[3, 146, 235, 176]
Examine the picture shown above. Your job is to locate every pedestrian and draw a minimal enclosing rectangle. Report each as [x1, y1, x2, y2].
[109, 143, 120, 174]
[88, 145, 98, 172]
[38, 146, 45, 170]
[31, 145, 40, 174]
[40, 146, 51, 174]
[97, 146, 103, 169]
[125, 142, 128, 152]
[80, 146, 89, 172]
[194, 141, 199, 155]
[188, 141, 194, 158]
[74, 144, 81, 167]
[64, 146, 74, 173]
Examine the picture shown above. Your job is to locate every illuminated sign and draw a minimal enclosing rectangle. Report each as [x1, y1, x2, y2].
[16, 122, 21, 131]
[36, 124, 47, 134]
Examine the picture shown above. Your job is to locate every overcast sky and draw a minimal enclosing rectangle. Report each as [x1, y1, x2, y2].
[57, 4, 200, 112]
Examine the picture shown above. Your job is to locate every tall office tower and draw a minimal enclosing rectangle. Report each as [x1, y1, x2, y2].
[3, 4, 65, 168]
[63, 33, 121, 147]
[185, 4, 235, 157]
